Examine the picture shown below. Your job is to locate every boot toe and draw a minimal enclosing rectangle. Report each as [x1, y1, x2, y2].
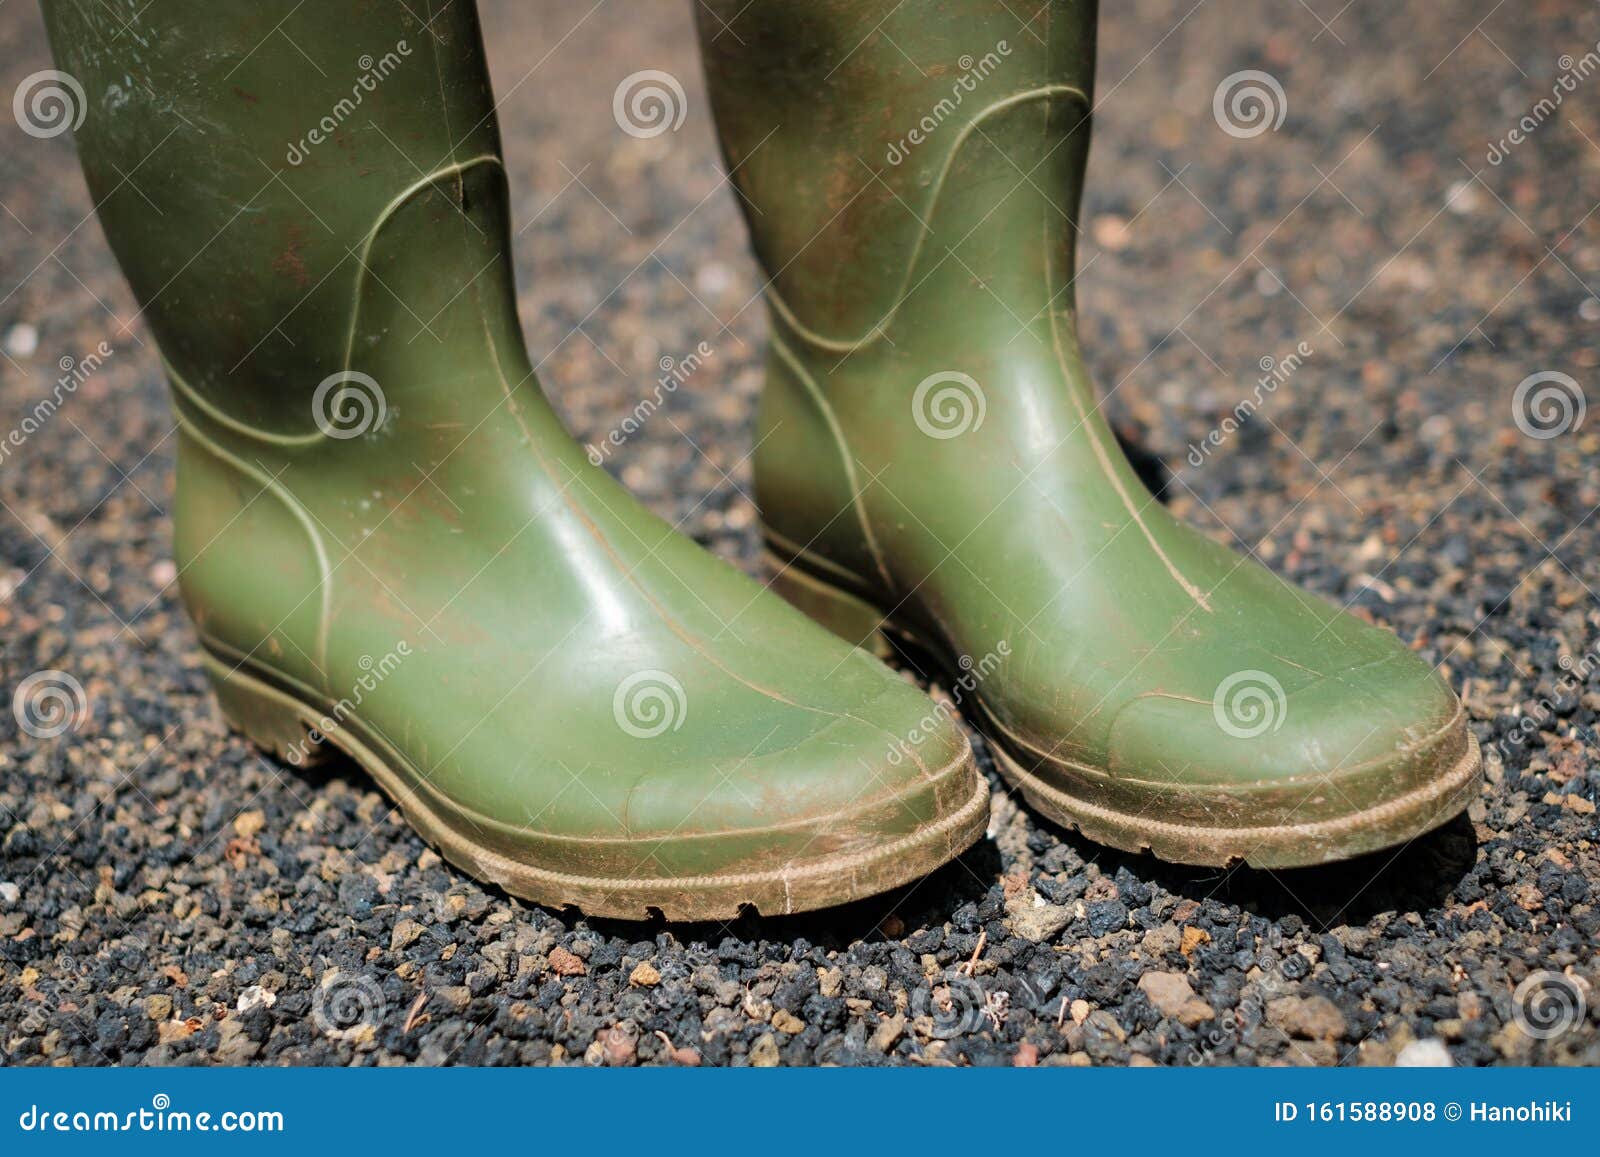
[614, 675, 982, 885]
[1095, 648, 1478, 864]
[426, 662, 986, 918]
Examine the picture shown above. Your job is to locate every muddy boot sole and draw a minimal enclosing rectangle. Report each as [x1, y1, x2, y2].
[202, 646, 989, 921]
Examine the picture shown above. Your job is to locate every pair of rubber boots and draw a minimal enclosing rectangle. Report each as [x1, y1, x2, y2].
[46, 0, 1479, 918]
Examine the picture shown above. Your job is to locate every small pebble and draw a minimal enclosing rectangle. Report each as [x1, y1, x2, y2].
[4, 323, 38, 358]
[1395, 1038, 1454, 1067]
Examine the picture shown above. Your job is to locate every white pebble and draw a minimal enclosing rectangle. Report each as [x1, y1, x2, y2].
[1445, 180, 1479, 215]
[1418, 414, 1452, 443]
[696, 262, 733, 296]
[235, 985, 276, 1014]
[4, 324, 38, 358]
[1395, 1038, 1453, 1066]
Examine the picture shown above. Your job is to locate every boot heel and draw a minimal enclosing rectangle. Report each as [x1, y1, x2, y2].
[764, 552, 893, 660]
[201, 649, 331, 768]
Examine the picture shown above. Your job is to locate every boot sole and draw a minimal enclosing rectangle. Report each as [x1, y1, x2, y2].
[200, 644, 989, 921]
[763, 541, 1482, 869]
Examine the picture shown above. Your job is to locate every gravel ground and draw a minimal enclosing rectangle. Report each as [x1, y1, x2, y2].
[2, 0, 1599, 1067]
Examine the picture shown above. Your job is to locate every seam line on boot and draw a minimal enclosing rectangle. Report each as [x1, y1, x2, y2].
[171, 409, 335, 672]
[769, 329, 897, 598]
[761, 84, 1089, 352]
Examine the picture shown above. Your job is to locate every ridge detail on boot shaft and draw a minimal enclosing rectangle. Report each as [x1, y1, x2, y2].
[698, 0, 1096, 340]
[763, 86, 1090, 353]
[42, 0, 505, 435]
[751, 90, 1152, 613]
[173, 423, 334, 674]
[158, 156, 507, 447]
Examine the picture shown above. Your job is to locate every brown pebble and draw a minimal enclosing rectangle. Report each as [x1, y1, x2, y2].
[548, 946, 586, 976]
[598, 1025, 636, 1066]
[1267, 995, 1347, 1042]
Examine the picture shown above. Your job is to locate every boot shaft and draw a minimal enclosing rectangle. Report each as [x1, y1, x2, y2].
[699, 0, 1208, 676]
[696, 0, 1097, 342]
[42, 0, 518, 438]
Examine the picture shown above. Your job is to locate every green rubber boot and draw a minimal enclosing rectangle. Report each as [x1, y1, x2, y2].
[44, 0, 987, 918]
[697, 0, 1479, 867]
